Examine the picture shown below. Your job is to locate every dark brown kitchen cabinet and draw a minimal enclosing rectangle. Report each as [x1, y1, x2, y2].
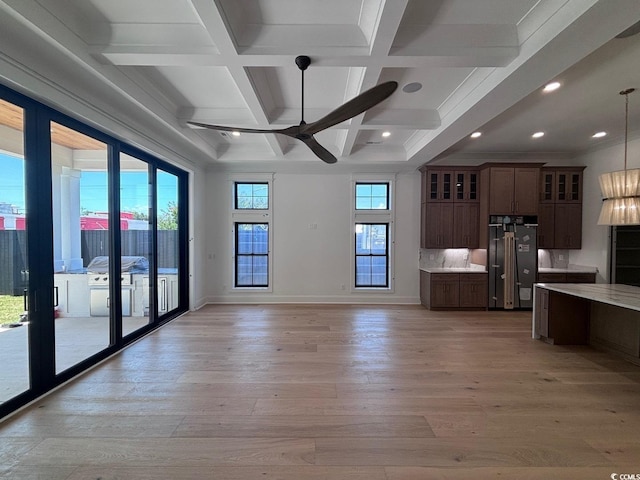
[459, 273, 488, 308]
[554, 203, 582, 249]
[453, 203, 479, 248]
[540, 169, 556, 203]
[556, 169, 583, 203]
[537, 272, 596, 283]
[425, 169, 479, 203]
[426, 170, 454, 201]
[453, 170, 479, 202]
[537, 203, 555, 249]
[424, 202, 454, 248]
[420, 271, 488, 310]
[420, 202, 427, 248]
[429, 274, 460, 309]
[533, 287, 591, 345]
[540, 167, 584, 203]
[421, 168, 480, 249]
[537, 272, 566, 283]
[488, 166, 539, 215]
[537, 166, 585, 249]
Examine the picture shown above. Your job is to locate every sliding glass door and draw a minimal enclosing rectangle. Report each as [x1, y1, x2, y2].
[120, 152, 152, 337]
[0, 83, 189, 420]
[157, 169, 180, 316]
[0, 98, 29, 404]
[50, 121, 111, 373]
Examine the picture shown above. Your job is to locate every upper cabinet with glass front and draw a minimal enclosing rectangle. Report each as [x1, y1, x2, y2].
[555, 168, 584, 203]
[425, 169, 479, 202]
[454, 170, 479, 202]
[540, 167, 584, 203]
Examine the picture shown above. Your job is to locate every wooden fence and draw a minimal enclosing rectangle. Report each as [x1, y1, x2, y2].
[0, 230, 178, 295]
[0, 230, 28, 296]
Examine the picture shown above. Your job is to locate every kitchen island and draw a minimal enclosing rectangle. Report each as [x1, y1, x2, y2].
[533, 283, 640, 365]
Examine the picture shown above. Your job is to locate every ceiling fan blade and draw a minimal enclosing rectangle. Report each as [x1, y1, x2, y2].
[301, 81, 398, 135]
[187, 121, 292, 136]
[300, 136, 338, 164]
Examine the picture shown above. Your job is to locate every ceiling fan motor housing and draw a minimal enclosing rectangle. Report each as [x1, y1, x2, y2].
[295, 55, 311, 71]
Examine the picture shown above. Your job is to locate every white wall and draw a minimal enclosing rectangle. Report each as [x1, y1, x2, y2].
[570, 136, 640, 282]
[189, 164, 209, 309]
[204, 170, 421, 304]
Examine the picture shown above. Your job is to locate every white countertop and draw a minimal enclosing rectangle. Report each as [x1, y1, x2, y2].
[421, 268, 487, 273]
[538, 267, 597, 274]
[534, 283, 640, 312]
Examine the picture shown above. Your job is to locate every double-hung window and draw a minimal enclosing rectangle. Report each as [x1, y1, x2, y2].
[235, 222, 269, 287]
[231, 177, 272, 289]
[352, 179, 394, 289]
[355, 223, 389, 287]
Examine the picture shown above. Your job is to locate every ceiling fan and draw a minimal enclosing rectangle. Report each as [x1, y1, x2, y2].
[188, 55, 398, 164]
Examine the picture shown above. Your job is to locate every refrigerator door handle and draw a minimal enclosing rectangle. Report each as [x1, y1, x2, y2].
[504, 232, 515, 309]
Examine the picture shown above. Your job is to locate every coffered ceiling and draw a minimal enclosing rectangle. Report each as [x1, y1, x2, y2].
[1, 0, 639, 171]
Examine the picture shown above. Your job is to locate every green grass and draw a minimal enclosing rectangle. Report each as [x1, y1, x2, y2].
[0, 295, 24, 325]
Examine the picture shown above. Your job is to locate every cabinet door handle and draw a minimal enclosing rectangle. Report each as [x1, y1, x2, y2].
[515, 201, 519, 212]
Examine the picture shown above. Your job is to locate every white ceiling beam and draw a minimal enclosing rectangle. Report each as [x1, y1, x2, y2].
[338, 0, 410, 157]
[391, 24, 519, 56]
[189, 0, 286, 157]
[94, 49, 518, 68]
[182, 106, 439, 130]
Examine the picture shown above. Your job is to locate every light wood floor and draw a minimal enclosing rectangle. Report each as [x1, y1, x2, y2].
[2, 304, 640, 479]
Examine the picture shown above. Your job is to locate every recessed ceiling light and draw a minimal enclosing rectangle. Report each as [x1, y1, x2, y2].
[543, 82, 561, 92]
[402, 82, 423, 93]
[231, 131, 241, 137]
[532, 131, 545, 138]
[470, 131, 482, 139]
[382, 131, 391, 137]
[592, 131, 607, 138]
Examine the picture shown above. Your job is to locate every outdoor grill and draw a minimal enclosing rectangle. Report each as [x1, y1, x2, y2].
[87, 256, 148, 316]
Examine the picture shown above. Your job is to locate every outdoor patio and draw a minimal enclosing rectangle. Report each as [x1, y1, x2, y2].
[0, 315, 148, 404]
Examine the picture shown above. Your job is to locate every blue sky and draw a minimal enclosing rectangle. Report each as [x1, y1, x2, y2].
[0, 152, 177, 215]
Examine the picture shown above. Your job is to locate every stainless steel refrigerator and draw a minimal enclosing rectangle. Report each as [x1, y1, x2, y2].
[488, 215, 538, 309]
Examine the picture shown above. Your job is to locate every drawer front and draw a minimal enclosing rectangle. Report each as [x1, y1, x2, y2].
[565, 272, 596, 283]
[537, 273, 566, 283]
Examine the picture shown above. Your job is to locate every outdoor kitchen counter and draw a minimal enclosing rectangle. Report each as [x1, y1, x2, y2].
[54, 269, 178, 317]
[533, 283, 640, 365]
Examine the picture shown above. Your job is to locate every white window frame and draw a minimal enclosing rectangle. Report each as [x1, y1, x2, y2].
[350, 174, 395, 292]
[229, 174, 274, 292]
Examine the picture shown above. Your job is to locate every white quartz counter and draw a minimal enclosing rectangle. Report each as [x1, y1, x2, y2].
[534, 283, 640, 312]
[538, 267, 598, 274]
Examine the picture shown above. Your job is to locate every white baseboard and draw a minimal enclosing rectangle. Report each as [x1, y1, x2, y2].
[204, 294, 420, 305]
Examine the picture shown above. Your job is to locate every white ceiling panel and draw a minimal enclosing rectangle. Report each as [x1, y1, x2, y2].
[403, 0, 540, 25]
[377, 67, 476, 110]
[223, 0, 364, 25]
[3, 0, 640, 169]
[144, 67, 247, 109]
[80, 0, 200, 23]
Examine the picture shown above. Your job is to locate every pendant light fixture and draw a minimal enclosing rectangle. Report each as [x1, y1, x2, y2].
[597, 88, 640, 225]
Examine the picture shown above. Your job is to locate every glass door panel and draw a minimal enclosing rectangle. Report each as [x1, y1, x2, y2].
[51, 122, 110, 373]
[120, 153, 151, 336]
[157, 170, 179, 316]
[0, 99, 30, 403]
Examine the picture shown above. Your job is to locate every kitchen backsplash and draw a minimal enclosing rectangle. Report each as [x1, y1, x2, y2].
[538, 249, 570, 269]
[420, 249, 485, 269]
[421, 248, 572, 270]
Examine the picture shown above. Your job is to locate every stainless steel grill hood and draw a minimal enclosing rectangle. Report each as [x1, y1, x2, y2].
[86, 256, 149, 273]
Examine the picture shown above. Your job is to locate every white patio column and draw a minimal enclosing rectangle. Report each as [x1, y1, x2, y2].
[60, 166, 83, 271]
